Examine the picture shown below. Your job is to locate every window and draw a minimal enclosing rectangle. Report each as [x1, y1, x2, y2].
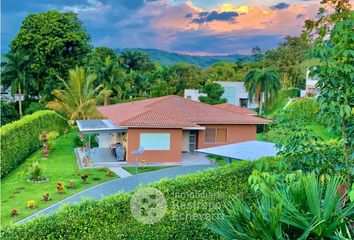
[140, 133, 170, 150]
[205, 128, 227, 143]
[187, 95, 192, 99]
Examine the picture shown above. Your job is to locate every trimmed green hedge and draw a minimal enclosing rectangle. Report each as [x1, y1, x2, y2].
[1, 162, 255, 239]
[0, 110, 67, 178]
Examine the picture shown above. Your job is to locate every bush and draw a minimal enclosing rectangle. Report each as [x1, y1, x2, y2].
[0, 110, 67, 178]
[0, 100, 19, 125]
[279, 87, 300, 98]
[24, 102, 45, 115]
[1, 162, 256, 239]
[210, 174, 354, 239]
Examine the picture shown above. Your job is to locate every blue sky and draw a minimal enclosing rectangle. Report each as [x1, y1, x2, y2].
[2, 0, 321, 55]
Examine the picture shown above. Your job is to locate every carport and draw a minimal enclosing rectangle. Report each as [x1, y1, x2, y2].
[196, 140, 278, 164]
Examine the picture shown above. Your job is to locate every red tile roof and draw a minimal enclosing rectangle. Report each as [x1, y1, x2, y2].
[97, 95, 270, 128]
[215, 103, 257, 115]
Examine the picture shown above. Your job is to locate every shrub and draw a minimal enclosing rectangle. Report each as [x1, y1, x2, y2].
[1, 162, 256, 239]
[0, 110, 67, 178]
[279, 87, 300, 98]
[210, 174, 354, 239]
[56, 182, 64, 194]
[27, 161, 44, 181]
[26, 200, 36, 209]
[0, 100, 19, 125]
[24, 102, 45, 115]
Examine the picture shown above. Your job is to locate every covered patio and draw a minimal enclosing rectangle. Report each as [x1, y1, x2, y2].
[196, 140, 278, 164]
[76, 119, 127, 167]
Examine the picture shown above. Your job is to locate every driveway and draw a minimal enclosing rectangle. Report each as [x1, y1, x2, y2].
[17, 164, 217, 224]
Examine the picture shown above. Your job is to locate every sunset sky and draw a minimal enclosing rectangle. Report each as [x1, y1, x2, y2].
[2, 0, 323, 55]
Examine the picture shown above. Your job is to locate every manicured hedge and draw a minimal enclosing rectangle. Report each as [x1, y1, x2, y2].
[1, 162, 255, 239]
[0, 110, 67, 178]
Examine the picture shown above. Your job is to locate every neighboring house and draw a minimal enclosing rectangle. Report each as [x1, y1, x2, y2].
[184, 89, 206, 101]
[215, 103, 257, 116]
[301, 69, 320, 97]
[214, 81, 259, 108]
[77, 95, 269, 164]
[184, 81, 258, 108]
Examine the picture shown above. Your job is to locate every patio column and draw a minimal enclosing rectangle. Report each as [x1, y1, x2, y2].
[88, 133, 91, 160]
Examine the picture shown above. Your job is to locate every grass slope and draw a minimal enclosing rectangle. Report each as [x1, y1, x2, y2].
[0, 132, 118, 226]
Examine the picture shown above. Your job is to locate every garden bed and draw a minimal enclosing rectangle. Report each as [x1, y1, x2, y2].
[0, 132, 118, 227]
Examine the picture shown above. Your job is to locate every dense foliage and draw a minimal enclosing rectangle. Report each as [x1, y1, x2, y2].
[46, 67, 104, 120]
[199, 81, 227, 104]
[303, 0, 354, 173]
[0, 110, 67, 177]
[211, 174, 354, 239]
[1, 162, 255, 239]
[0, 101, 19, 125]
[9, 11, 91, 99]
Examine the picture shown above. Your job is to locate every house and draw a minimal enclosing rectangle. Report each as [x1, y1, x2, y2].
[184, 89, 206, 101]
[77, 95, 269, 165]
[184, 81, 258, 108]
[214, 81, 259, 108]
[300, 69, 320, 97]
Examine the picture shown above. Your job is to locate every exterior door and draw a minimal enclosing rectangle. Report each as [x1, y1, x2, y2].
[189, 130, 196, 152]
[182, 131, 190, 152]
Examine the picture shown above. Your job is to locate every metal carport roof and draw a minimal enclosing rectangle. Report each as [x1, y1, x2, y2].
[196, 140, 278, 161]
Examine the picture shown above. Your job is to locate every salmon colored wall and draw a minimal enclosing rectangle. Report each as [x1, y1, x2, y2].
[196, 124, 256, 149]
[126, 128, 183, 163]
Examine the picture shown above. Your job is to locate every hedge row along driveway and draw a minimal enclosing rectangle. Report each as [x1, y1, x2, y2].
[0, 110, 68, 177]
[1, 162, 256, 240]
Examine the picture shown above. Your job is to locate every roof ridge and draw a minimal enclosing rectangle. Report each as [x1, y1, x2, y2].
[143, 95, 174, 107]
[148, 108, 197, 125]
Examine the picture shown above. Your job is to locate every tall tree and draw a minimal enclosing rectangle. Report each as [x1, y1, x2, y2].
[199, 82, 227, 105]
[1, 52, 35, 118]
[119, 50, 155, 73]
[96, 56, 126, 104]
[244, 69, 281, 114]
[46, 67, 103, 120]
[10, 11, 91, 99]
[267, 36, 310, 88]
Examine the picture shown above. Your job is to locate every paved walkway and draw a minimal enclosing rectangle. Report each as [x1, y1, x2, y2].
[108, 167, 132, 178]
[17, 165, 217, 224]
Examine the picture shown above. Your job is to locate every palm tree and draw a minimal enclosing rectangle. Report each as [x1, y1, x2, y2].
[46, 67, 104, 120]
[244, 69, 281, 114]
[119, 50, 149, 72]
[97, 56, 124, 105]
[1, 52, 33, 118]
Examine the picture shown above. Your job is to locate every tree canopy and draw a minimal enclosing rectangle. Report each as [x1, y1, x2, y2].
[10, 10, 91, 99]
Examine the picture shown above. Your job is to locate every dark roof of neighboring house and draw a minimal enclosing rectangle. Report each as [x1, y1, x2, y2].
[97, 95, 270, 128]
[215, 103, 257, 115]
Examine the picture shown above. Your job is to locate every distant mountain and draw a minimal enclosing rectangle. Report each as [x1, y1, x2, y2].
[115, 48, 255, 68]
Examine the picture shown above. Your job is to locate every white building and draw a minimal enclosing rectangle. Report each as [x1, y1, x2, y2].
[184, 81, 258, 108]
[184, 89, 206, 102]
[300, 69, 320, 97]
[214, 81, 258, 108]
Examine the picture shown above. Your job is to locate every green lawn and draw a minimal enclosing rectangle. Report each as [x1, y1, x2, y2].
[122, 166, 175, 175]
[0, 132, 118, 227]
[264, 98, 290, 117]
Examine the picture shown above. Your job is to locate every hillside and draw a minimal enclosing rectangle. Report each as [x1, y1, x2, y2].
[115, 48, 254, 68]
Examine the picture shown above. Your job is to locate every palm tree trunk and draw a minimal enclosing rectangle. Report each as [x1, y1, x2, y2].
[258, 92, 262, 115]
[18, 84, 23, 118]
